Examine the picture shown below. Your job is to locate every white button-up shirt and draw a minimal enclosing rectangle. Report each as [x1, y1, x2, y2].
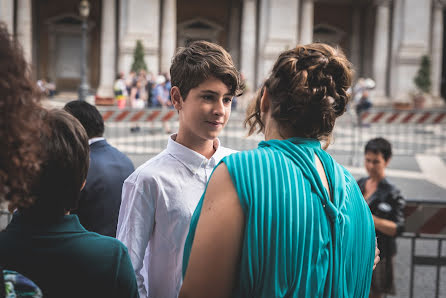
[117, 134, 235, 298]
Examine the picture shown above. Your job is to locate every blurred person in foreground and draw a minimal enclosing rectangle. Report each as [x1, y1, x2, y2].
[0, 109, 138, 298]
[181, 43, 376, 297]
[64, 100, 134, 237]
[357, 138, 406, 298]
[0, 21, 44, 298]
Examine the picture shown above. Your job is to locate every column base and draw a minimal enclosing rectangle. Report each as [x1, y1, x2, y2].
[96, 85, 114, 98]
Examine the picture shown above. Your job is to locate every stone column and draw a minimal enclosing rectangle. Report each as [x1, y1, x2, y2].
[0, 0, 14, 32]
[390, 0, 431, 101]
[118, 0, 160, 75]
[227, 0, 241, 68]
[240, 0, 257, 91]
[16, 0, 32, 64]
[431, 0, 445, 98]
[257, 0, 299, 87]
[350, 4, 361, 73]
[97, 0, 116, 98]
[160, 0, 176, 74]
[372, 0, 391, 99]
[299, 0, 313, 44]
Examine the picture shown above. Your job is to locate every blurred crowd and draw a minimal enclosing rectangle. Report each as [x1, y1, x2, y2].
[113, 70, 172, 110]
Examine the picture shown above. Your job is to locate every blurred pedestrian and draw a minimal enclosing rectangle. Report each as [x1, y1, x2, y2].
[114, 72, 128, 109]
[64, 101, 134, 237]
[357, 137, 406, 298]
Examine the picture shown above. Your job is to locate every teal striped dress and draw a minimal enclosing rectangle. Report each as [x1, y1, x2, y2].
[183, 138, 375, 297]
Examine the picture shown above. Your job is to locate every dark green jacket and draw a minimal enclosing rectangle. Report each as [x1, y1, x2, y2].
[0, 213, 138, 298]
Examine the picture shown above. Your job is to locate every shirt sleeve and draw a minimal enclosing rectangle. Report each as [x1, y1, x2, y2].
[117, 177, 157, 298]
[390, 187, 406, 236]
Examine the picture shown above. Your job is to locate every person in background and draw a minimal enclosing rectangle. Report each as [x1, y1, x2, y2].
[357, 137, 406, 298]
[0, 109, 138, 298]
[152, 74, 170, 107]
[64, 100, 134, 237]
[114, 72, 128, 109]
[180, 43, 376, 298]
[145, 72, 155, 108]
[117, 40, 243, 298]
[152, 74, 173, 133]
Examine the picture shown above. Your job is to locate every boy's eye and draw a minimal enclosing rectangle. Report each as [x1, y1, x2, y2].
[223, 97, 233, 104]
[202, 95, 213, 100]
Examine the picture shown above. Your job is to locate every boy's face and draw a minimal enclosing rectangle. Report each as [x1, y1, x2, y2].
[173, 77, 233, 142]
[364, 151, 389, 178]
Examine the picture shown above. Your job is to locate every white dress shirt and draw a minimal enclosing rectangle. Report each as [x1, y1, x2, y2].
[88, 137, 105, 145]
[116, 134, 236, 298]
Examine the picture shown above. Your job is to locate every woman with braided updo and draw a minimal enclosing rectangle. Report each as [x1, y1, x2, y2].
[180, 43, 376, 298]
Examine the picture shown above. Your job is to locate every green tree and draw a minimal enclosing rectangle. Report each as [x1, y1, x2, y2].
[131, 40, 148, 73]
[413, 55, 431, 94]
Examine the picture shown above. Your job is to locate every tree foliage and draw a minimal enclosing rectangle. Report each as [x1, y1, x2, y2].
[131, 40, 148, 73]
[414, 55, 431, 94]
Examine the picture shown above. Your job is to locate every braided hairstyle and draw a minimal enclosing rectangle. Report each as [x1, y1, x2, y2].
[0, 22, 44, 210]
[245, 43, 353, 142]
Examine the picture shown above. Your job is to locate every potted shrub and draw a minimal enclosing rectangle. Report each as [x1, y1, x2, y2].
[131, 40, 148, 73]
[412, 55, 432, 109]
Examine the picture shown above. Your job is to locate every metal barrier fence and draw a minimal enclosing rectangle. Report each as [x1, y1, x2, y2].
[402, 199, 446, 298]
[331, 108, 446, 166]
[99, 107, 446, 166]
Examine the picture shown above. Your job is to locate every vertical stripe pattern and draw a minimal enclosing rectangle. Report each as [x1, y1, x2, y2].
[183, 138, 375, 297]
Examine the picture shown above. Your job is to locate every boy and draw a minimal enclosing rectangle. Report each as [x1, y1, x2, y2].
[116, 41, 243, 298]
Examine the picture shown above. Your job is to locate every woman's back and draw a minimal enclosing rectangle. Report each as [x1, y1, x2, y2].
[184, 137, 375, 297]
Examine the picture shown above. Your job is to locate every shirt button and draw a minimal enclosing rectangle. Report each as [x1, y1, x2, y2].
[323, 204, 326, 208]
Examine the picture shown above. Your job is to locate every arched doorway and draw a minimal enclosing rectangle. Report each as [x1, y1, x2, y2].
[34, 0, 101, 91]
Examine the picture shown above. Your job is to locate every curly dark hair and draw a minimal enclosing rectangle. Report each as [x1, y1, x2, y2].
[245, 43, 353, 142]
[170, 40, 244, 99]
[0, 22, 44, 210]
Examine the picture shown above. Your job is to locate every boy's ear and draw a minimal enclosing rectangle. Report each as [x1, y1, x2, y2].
[260, 87, 270, 114]
[171, 86, 183, 110]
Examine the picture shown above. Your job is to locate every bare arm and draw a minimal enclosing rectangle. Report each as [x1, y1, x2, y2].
[180, 163, 245, 298]
[373, 215, 397, 236]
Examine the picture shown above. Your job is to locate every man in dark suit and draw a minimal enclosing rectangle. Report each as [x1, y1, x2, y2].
[64, 100, 134, 237]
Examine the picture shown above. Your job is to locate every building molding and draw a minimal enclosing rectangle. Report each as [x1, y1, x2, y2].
[177, 17, 223, 46]
[313, 23, 346, 45]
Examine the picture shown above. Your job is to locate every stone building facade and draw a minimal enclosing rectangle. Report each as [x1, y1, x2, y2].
[0, 0, 444, 104]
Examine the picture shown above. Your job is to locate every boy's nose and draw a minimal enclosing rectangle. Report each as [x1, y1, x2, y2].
[213, 100, 225, 115]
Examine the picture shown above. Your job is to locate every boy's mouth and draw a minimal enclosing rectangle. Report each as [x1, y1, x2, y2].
[205, 120, 223, 127]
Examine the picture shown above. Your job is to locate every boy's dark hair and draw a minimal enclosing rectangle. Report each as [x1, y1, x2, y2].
[365, 137, 392, 161]
[245, 43, 353, 141]
[64, 100, 104, 139]
[27, 109, 89, 217]
[170, 40, 244, 99]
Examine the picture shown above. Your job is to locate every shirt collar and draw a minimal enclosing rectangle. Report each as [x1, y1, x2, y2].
[7, 213, 87, 234]
[89, 137, 105, 145]
[166, 134, 222, 175]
